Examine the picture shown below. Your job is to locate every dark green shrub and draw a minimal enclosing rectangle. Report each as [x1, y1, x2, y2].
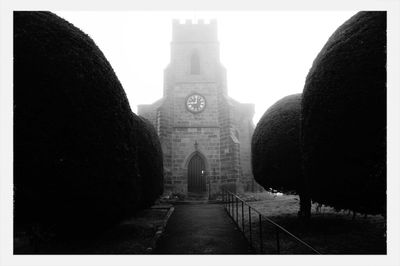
[14, 11, 143, 237]
[252, 94, 310, 216]
[136, 116, 164, 208]
[301, 11, 386, 215]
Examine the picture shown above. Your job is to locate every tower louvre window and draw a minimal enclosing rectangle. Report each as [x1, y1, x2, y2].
[190, 51, 200, 74]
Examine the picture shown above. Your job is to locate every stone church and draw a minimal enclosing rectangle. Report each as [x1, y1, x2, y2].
[138, 19, 255, 197]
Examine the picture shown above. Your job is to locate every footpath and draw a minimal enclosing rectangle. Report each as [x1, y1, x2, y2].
[154, 203, 253, 254]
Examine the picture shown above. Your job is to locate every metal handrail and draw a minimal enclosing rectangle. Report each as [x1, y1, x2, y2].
[222, 189, 321, 254]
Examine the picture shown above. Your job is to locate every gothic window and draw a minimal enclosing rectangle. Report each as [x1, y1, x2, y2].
[190, 51, 200, 75]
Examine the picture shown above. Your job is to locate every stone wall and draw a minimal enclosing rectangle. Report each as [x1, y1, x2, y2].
[231, 99, 255, 191]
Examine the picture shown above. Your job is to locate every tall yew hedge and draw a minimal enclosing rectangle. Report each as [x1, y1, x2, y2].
[301, 11, 386, 215]
[14, 11, 163, 238]
[252, 94, 310, 216]
[136, 116, 164, 209]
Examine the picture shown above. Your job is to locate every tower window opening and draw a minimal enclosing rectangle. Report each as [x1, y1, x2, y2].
[191, 51, 200, 75]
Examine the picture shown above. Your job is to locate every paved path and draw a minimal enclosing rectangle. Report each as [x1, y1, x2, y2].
[154, 203, 253, 254]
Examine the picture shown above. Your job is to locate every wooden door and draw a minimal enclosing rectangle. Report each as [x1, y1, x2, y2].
[188, 153, 206, 193]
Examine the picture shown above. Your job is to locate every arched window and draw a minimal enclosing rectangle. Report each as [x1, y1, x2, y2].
[190, 51, 200, 75]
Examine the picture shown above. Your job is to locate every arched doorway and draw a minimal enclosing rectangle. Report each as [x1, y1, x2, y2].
[188, 153, 206, 193]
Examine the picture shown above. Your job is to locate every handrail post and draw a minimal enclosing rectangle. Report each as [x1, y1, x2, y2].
[229, 192, 231, 213]
[226, 191, 228, 210]
[276, 229, 280, 254]
[228, 192, 230, 214]
[224, 190, 226, 209]
[259, 214, 263, 253]
[230, 193, 233, 216]
[225, 190, 227, 209]
[233, 194, 235, 220]
[235, 197, 238, 224]
[249, 206, 252, 245]
[241, 201, 244, 230]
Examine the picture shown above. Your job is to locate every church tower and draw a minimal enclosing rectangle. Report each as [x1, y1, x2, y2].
[164, 19, 227, 96]
[138, 20, 255, 197]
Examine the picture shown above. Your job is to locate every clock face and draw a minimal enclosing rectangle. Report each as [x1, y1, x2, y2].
[186, 94, 206, 113]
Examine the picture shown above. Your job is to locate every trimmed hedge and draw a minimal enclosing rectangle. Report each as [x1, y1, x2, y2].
[14, 11, 149, 237]
[136, 116, 164, 209]
[252, 94, 308, 209]
[301, 12, 386, 215]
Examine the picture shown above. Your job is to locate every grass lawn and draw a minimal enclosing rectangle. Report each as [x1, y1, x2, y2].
[14, 204, 172, 254]
[228, 191, 386, 254]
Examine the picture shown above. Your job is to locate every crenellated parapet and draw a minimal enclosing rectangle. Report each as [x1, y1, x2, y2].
[172, 19, 218, 43]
